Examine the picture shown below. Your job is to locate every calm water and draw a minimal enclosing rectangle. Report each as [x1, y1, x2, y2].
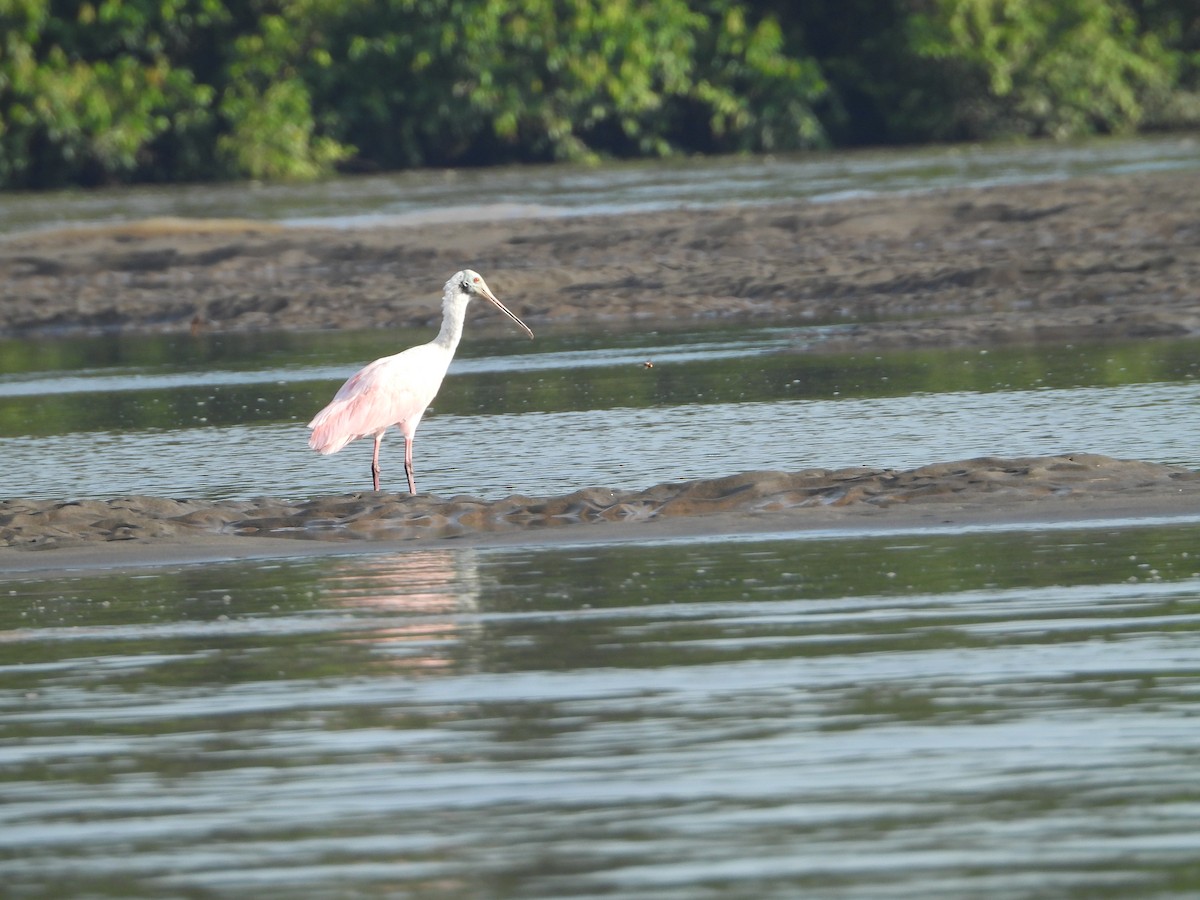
[3, 327, 1200, 897]
[1, 133, 1197, 235]
[3, 525, 1200, 897]
[4, 138, 1200, 898]
[0, 327, 1198, 501]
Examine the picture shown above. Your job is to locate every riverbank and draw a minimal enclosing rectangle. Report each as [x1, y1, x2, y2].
[1, 171, 1198, 350]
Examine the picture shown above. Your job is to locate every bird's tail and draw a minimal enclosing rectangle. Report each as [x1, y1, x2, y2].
[307, 406, 355, 456]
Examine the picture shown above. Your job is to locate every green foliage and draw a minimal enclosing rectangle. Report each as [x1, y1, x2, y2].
[216, 11, 352, 179]
[1125, 0, 1200, 126]
[768, 0, 1198, 144]
[0, 0, 220, 186]
[0, 0, 1197, 188]
[908, 0, 1179, 139]
[690, 2, 826, 152]
[307, 0, 826, 168]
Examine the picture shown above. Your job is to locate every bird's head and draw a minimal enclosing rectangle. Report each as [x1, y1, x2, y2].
[447, 269, 534, 339]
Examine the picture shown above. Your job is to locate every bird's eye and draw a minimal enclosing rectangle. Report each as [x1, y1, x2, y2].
[460, 279, 471, 292]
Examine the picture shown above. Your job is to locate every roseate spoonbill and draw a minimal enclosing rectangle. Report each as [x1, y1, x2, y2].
[307, 270, 533, 493]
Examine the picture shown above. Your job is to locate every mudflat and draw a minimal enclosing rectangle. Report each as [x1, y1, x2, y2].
[2, 171, 1198, 348]
[2, 454, 1198, 573]
[2, 170, 1198, 570]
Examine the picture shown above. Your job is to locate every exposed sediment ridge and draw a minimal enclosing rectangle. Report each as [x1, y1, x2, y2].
[2, 172, 1199, 351]
[3, 454, 1196, 552]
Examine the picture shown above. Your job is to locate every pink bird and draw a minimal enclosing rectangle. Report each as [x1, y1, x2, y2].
[308, 270, 534, 493]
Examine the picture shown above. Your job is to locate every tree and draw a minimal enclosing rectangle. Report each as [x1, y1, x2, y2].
[908, 0, 1177, 139]
[0, 0, 228, 186]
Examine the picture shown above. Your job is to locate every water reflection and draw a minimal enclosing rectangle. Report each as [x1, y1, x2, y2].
[1, 330, 1198, 500]
[321, 549, 483, 674]
[2, 525, 1200, 896]
[3, 328, 1198, 431]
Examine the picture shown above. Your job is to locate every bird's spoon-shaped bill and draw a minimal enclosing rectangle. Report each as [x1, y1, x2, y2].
[477, 279, 534, 339]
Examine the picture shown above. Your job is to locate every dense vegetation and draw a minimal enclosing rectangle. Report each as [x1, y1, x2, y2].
[1, 0, 1197, 188]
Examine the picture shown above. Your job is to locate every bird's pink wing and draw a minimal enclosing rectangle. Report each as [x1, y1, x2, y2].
[307, 351, 445, 455]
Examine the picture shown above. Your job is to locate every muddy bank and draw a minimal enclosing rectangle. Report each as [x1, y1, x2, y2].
[2, 455, 1197, 558]
[1, 172, 1199, 350]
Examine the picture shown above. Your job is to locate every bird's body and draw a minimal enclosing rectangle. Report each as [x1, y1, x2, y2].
[308, 270, 533, 493]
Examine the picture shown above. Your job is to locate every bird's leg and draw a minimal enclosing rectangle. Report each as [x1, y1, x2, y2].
[371, 434, 383, 492]
[404, 436, 417, 494]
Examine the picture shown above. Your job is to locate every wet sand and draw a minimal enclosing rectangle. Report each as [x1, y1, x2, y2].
[2, 170, 1199, 569]
[2, 171, 1199, 348]
[2, 455, 1199, 573]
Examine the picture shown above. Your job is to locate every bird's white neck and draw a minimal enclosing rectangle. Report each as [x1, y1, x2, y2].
[431, 290, 470, 351]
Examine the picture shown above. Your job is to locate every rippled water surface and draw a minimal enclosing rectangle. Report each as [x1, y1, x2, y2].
[4, 138, 1200, 898]
[4, 524, 1200, 897]
[0, 326, 1198, 501]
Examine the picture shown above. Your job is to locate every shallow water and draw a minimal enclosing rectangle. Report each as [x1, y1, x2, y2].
[0, 327, 1197, 501]
[3, 523, 1200, 897]
[1, 133, 1197, 235]
[4, 137, 1200, 898]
